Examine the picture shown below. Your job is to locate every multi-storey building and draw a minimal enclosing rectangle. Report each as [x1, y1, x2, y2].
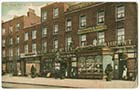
[2, 8, 40, 75]
[2, 2, 137, 80]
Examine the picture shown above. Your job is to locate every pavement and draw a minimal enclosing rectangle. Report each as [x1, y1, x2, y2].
[2, 74, 138, 88]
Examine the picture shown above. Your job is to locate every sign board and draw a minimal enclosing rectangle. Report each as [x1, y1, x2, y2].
[78, 25, 107, 34]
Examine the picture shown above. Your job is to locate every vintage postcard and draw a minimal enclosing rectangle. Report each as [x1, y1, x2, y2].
[1, 2, 138, 88]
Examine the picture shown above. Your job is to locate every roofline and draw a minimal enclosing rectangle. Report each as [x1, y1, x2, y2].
[2, 15, 25, 24]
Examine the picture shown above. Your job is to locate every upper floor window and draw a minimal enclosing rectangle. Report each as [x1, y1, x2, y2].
[2, 28, 5, 35]
[53, 39, 58, 49]
[3, 49, 6, 57]
[9, 38, 13, 45]
[117, 28, 125, 45]
[116, 5, 125, 20]
[2, 39, 5, 47]
[97, 10, 105, 24]
[65, 36, 72, 51]
[32, 43, 37, 54]
[24, 44, 28, 54]
[53, 8, 59, 18]
[16, 47, 20, 56]
[66, 18, 72, 31]
[24, 32, 28, 41]
[80, 35, 86, 46]
[32, 30, 37, 39]
[9, 26, 13, 33]
[93, 39, 97, 46]
[16, 23, 20, 31]
[42, 27, 47, 37]
[53, 24, 58, 34]
[42, 41, 47, 53]
[42, 11, 47, 22]
[9, 48, 13, 57]
[98, 32, 105, 45]
[16, 36, 20, 44]
[79, 15, 86, 28]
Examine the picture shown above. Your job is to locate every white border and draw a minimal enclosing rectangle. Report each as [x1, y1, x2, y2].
[0, 0, 139, 90]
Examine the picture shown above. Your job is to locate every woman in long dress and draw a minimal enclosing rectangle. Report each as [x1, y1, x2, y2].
[122, 65, 128, 80]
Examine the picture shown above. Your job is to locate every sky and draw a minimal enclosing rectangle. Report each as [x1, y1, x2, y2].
[1, 2, 49, 21]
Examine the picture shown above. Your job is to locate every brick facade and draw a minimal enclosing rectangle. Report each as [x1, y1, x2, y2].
[2, 2, 137, 80]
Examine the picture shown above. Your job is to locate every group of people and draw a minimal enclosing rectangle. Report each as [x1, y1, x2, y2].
[105, 64, 128, 81]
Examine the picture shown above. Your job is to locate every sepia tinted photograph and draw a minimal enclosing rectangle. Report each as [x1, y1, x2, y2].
[1, 2, 138, 88]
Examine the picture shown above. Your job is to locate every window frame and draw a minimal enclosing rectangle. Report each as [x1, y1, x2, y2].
[79, 15, 86, 29]
[32, 30, 37, 39]
[97, 10, 105, 24]
[80, 34, 86, 46]
[53, 8, 59, 18]
[97, 32, 105, 45]
[116, 5, 125, 21]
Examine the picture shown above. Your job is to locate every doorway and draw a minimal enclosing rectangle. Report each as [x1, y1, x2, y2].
[118, 53, 127, 79]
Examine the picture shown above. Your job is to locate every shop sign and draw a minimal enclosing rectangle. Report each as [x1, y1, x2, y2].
[78, 25, 107, 34]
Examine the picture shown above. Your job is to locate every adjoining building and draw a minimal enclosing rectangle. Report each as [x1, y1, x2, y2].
[2, 8, 40, 76]
[2, 2, 137, 80]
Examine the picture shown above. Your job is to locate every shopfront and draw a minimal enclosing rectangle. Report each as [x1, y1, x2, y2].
[20, 54, 41, 76]
[76, 46, 113, 79]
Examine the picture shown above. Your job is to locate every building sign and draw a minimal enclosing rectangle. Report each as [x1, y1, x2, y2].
[78, 25, 107, 34]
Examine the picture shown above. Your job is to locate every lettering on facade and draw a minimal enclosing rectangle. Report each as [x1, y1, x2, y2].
[78, 25, 107, 34]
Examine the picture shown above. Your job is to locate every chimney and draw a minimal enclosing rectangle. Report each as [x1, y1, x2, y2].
[27, 8, 35, 17]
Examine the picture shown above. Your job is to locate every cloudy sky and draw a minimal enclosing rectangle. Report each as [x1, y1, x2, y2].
[2, 2, 49, 21]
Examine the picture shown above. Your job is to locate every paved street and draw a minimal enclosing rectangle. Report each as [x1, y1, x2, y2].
[2, 74, 138, 88]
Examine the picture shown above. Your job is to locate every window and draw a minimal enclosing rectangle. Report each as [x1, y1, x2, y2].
[9, 38, 13, 45]
[53, 39, 58, 49]
[42, 41, 47, 53]
[16, 23, 20, 31]
[53, 24, 58, 34]
[2, 39, 5, 47]
[42, 27, 47, 37]
[9, 48, 13, 57]
[32, 43, 37, 54]
[78, 56, 103, 74]
[79, 15, 86, 28]
[98, 32, 105, 45]
[24, 32, 28, 41]
[9, 26, 13, 33]
[93, 39, 97, 46]
[66, 19, 72, 31]
[32, 30, 37, 39]
[97, 10, 105, 24]
[116, 5, 125, 20]
[117, 28, 125, 44]
[2, 28, 5, 35]
[42, 11, 47, 22]
[65, 37, 72, 51]
[16, 47, 20, 56]
[80, 35, 86, 46]
[3, 50, 6, 57]
[53, 8, 59, 18]
[16, 36, 20, 44]
[24, 44, 28, 54]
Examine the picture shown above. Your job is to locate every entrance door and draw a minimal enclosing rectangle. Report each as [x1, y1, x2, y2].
[118, 53, 127, 79]
[119, 60, 127, 79]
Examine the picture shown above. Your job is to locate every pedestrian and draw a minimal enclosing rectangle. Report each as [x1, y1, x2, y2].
[122, 65, 128, 80]
[30, 65, 37, 78]
[105, 64, 113, 81]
